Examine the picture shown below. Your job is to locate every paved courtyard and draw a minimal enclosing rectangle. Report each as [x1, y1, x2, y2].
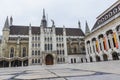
[0, 61, 120, 80]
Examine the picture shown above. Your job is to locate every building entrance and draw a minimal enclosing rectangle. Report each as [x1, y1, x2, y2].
[45, 54, 54, 65]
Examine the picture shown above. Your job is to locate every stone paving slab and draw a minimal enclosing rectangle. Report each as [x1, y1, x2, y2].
[67, 74, 120, 80]
[15, 73, 57, 80]
[0, 75, 15, 80]
[0, 61, 119, 80]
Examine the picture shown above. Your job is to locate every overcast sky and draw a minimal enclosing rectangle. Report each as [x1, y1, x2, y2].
[0, 0, 118, 35]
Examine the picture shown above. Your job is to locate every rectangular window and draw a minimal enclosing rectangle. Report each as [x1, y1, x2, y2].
[32, 37, 34, 40]
[38, 37, 40, 40]
[38, 44, 40, 47]
[32, 51, 34, 55]
[32, 44, 34, 47]
[51, 44, 52, 50]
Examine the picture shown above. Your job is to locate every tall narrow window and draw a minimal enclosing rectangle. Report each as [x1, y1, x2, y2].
[74, 58, 76, 63]
[38, 50, 40, 55]
[35, 59, 37, 63]
[38, 59, 40, 63]
[35, 51, 37, 55]
[32, 59, 34, 63]
[10, 47, 14, 58]
[32, 50, 34, 55]
[71, 59, 73, 63]
[51, 44, 52, 50]
[23, 47, 26, 57]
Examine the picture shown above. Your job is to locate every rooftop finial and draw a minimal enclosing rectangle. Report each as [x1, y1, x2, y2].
[10, 16, 13, 26]
[78, 21, 81, 29]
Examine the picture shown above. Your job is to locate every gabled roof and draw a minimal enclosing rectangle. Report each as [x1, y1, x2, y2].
[10, 25, 29, 35]
[66, 28, 85, 36]
[9, 25, 85, 36]
[31, 27, 40, 35]
[55, 28, 63, 35]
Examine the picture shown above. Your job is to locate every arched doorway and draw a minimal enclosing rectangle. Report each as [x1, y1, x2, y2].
[0, 60, 9, 67]
[90, 57, 93, 62]
[96, 56, 101, 62]
[103, 54, 108, 61]
[45, 54, 54, 65]
[112, 52, 119, 60]
[11, 60, 22, 67]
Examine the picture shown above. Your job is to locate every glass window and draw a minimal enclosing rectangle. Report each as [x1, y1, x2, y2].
[32, 37, 34, 40]
[35, 44, 37, 47]
[32, 44, 34, 47]
[63, 50, 64, 55]
[38, 44, 40, 47]
[23, 47, 26, 57]
[35, 51, 37, 55]
[35, 59, 37, 63]
[10, 47, 14, 58]
[38, 37, 40, 40]
[32, 50, 34, 55]
[32, 59, 34, 63]
[35, 37, 37, 40]
[38, 50, 40, 55]
[38, 59, 40, 63]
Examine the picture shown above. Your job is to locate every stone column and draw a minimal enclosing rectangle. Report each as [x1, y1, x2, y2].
[100, 38, 104, 51]
[109, 34, 114, 49]
[85, 42, 88, 55]
[94, 41, 97, 54]
[9, 61, 11, 67]
[22, 61, 23, 67]
[90, 41, 94, 54]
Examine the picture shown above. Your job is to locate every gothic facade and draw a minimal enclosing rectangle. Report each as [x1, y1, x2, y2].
[0, 10, 85, 67]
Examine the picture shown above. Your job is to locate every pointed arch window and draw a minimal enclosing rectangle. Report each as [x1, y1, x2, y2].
[23, 47, 26, 57]
[10, 47, 14, 58]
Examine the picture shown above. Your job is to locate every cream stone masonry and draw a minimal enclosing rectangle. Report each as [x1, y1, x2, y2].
[85, 0, 120, 62]
[0, 9, 85, 67]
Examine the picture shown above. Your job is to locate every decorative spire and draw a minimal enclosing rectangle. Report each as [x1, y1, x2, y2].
[3, 16, 9, 31]
[10, 16, 13, 26]
[43, 8, 46, 19]
[85, 21, 90, 35]
[41, 9, 47, 27]
[78, 21, 81, 29]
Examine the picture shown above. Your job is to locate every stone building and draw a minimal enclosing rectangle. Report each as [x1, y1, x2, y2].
[0, 10, 86, 67]
[85, 0, 120, 62]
